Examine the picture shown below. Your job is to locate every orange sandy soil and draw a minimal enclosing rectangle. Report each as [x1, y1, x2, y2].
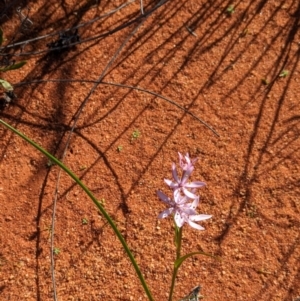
[0, 0, 300, 300]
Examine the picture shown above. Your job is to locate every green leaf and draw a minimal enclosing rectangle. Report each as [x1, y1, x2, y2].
[279, 70, 289, 78]
[131, 129, 140, 140]
[174, 224, 180, 248]
[53, 247, 60, 255]
[0, 61, 27, 72]
[174, 251, 220, 269]
[0, 79, 13, 91]
[0, 28, 3, 46]
[226, 4, 235, 14]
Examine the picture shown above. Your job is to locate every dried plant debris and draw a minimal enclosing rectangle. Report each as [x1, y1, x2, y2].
[179, 286, 203, 301]
[16, 6, 33, 33]
[47, 29, 80, 53]
[0, 91, 16, 109]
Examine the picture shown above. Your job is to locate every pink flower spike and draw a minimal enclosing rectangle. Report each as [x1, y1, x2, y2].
[157, 152, 211, 230]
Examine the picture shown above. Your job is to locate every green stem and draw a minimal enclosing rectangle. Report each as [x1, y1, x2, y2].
[0, 119, 154, 301]
[168, 225, 183, 301]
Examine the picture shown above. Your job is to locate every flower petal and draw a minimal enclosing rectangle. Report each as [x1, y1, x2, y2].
[189, 214, 212, 221]
[184, 181, 206, 189]
[156, 190, 173, 205]
[174, 211, 185, 228]
[181, 207, 197, 216]
[187, 219, 205, 230]
[181, 167, 194, 184]
[182, 187, 199, 199]
[164, 179, 178, 189]
[158, 208, 174, 219]
[190, 197, 199, 210]
[173, 190, 188, 204]
[184, 153, 191, 163]
[171, 162, 180, 183]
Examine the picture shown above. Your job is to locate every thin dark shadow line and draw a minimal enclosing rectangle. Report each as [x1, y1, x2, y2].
[16, 79, 219, 136]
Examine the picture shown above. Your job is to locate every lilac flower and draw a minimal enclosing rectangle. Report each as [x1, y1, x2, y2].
[164, 152, 205, 199]
[157, 190, 212, 230]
